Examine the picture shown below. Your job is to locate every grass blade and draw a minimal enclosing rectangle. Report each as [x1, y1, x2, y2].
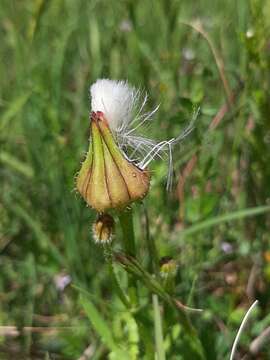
[79, 294, 117, 352]
[153, 294, 166, 360]
[179, 205, 270, 238]
[0, 151, 34, 178]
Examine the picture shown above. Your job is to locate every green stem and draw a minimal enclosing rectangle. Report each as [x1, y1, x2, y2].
[153, 294, 166, 360]
[143, 205, 159, 275]
[144, 206, 166, 359]
[118, 209, 138, 305]
[104, 245, 131, 309]
[142, 207, 206, 360]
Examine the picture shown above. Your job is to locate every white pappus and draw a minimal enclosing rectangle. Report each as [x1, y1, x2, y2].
[90, 79, 198, 190]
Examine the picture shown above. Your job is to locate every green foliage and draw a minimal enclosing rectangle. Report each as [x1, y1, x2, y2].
[1, 0, 270, 358]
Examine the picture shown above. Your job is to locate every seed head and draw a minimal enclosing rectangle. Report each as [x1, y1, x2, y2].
[76, 111, 150, 212]
[76, 79, 197, 212]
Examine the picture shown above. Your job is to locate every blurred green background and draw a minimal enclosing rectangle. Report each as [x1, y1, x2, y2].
[1, 0, 270, 359]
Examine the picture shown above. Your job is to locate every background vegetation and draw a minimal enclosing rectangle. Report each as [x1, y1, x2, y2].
[1, 0, 270, 358]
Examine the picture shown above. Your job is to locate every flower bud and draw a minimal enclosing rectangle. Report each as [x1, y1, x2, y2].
[76, 111, 150, 212]
[92, 214, 114, 244]
[159, 257, 178, 279]
[159, 257, 178, 294]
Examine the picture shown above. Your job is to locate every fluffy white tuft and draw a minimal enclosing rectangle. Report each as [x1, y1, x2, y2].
[89, 78, 198, 190]
[90, 79, 138, 132]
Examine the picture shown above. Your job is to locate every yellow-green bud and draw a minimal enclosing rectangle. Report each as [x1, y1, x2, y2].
[160, 256, 178, 294]
[93, 214, 114, 244]
[159, 257, 178, 278]
[76, 111, 150, 212]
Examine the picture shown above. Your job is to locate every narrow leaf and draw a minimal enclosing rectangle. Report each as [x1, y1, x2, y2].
[179, 205, 270, 238]
[79, 294, 117, 352]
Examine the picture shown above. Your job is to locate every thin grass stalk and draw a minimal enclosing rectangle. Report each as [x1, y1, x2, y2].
[153, 294, 166, 360]
[118, 209, 138, 306]
[144, 206, 166, 358]
[143, 204, 159, 275]
[229, 300, 258, 360]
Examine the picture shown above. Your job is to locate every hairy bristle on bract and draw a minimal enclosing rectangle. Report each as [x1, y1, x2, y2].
[90, 79, 198, 190]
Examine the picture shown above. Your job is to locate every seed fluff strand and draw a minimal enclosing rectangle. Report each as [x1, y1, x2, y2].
[90, 79, 199, 189]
